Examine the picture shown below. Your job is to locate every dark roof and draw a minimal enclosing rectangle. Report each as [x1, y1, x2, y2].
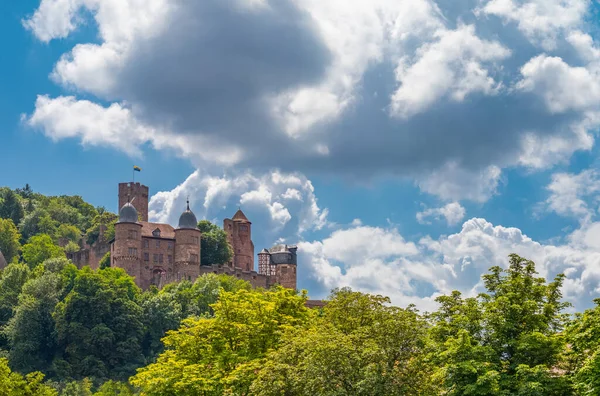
[232, 209, 250, 222]
[259, 248, 270, 254]
[178, 209, 198, 229]
[140, 222, 175, 239]
[118, 202, 138, 223]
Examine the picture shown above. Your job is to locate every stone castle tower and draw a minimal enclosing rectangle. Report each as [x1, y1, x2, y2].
[107, 182, 298, 292]
[223, 209, 254, 272]
[173, 201, 202, 283]
[118, 182, 149, 222]
[258, 245, 298, 290]
[112, 202, 143, 281]
[111, 184, 201, 289]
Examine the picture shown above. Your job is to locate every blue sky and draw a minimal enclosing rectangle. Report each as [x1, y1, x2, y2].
[3, 0, 600, 311]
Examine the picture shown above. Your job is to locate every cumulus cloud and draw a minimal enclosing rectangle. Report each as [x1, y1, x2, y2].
[391, 24, 510, 118]
[22, 0, 600, 201]
[480, 0, 589, 50]
[517, 54, 600, 113]
[417, 202, 466, 226]
[301, 217, 600, 312]
[543, 169, 600, 222]
[417, 163, 502, 203]
[148, 169, 328, 241]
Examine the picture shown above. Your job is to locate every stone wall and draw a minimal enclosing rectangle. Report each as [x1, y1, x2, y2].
[67, 240, 110, 270]
[274, 263, 297, 290]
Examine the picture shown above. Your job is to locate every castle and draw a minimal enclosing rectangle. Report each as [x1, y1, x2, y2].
[68, 182, 298, 290]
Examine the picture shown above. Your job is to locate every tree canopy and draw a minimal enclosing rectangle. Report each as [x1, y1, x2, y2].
[2, 184, 600, 394]
[197, 220, 233, 266]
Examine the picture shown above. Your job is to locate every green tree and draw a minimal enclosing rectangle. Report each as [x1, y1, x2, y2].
[197, 220, 233, 266]
[5, 271, 64, 374]
[252, 288, 434, 396]
[131, 286, 311, 395]
[54, 224, 81, 245]
[85, 210, 117, 246]
[15, 184, 33, 200]
[53, 267, 145, 381]
[0, 263, 31, 329]
[0, 357, 57, 395]
[140, 274, 251, 359]
[98, 252, 110, 269]
[429, 254, 572, 395]
[566, 298, 600, 394]
[0, 190, 24, 227]
[0, 219, 21, 263]
[19, 209, 58, 243]
[21, 234, 65, 269]
[93, 381, 134, 395]
[64, 241, 80, 254]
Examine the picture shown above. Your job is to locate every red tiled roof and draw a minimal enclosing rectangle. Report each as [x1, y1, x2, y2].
[140, 222, 175, 239]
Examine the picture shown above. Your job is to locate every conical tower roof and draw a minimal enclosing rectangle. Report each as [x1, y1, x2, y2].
[232, 209, 250, 223]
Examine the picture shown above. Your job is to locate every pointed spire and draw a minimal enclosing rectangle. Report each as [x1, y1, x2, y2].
[186, 196, 190, 211]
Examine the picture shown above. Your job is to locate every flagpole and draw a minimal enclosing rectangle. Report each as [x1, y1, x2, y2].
[133, 166, 135, 183]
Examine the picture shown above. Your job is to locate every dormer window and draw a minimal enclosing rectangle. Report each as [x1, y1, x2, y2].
[152, 228, 161, 237]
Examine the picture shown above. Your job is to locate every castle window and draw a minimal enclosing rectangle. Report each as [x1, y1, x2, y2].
[153, 254, 158, 263]
[240, 225, 248, 231]
[168, 255, 173, 263]
[128, 230, 138, 239]
[153, 228, 161, 237]
[168, 241, 173, 249]
[128, 248, 138, 256]
[159, 254, 163, 264]
[144, 253, 149, 262]
[156, 240, 160, 248]
[143, 239, 149, 248]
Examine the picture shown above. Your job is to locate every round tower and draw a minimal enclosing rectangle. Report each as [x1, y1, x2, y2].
[174, 200, 201, 282]
[270, 245, 297, 290]
[258, 249, 272, 276]
[111, 202, 142, 281]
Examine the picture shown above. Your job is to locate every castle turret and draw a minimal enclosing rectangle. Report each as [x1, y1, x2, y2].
[224, 209, 254, 271]
[118, 182, 149, 222]
[258, 248, 272, 276]
[111, 202, 143, 281]
[269, 244, 297, 290]
[173, 200, 201, 282]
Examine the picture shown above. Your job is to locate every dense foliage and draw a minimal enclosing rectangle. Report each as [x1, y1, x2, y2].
[1, 185, 600, 394]
[197, 220, 233, 266]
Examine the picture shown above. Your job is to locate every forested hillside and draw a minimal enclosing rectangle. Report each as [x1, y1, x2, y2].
[0, 187, 599, 395]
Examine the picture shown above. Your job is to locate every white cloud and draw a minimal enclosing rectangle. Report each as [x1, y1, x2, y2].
[25, 95, 244, 166]
[417, 162, 502, 203]
[543, 169, 600, 222]
[21, 0, 600, 205]
[148, 169, 328, 239]
[517, 54, 600, 114]
[480, 0, 589, 50]
[391, 24, 510, 117]
[417, 202, 466, 226]
[25, 95, 154, 157]
[301, 216, 600, 312]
